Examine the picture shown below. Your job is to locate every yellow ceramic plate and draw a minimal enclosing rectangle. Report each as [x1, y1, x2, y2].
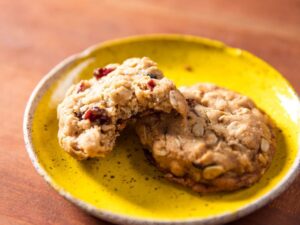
[24, 35, 300, 225]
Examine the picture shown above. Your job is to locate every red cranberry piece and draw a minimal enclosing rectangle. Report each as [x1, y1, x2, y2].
[77, 82, 86, 93]
[93, 67, 115, 80]
[83, 107, 111, 125]
[83, 109, 92, 120]
[147, 79, 156, 91]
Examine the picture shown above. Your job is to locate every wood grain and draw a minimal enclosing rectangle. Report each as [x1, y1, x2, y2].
[0, 0, 299, 224]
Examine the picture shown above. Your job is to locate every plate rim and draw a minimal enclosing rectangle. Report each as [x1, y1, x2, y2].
[23, 34, 300, 225]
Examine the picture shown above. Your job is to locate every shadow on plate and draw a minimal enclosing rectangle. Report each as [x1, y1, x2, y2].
[79, 126, 287, 205]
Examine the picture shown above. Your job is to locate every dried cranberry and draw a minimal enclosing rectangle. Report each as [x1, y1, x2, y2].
[147, 79, 156, 91]
[83, 107, 111, 124]
[83, 109, 92, 120]
[93, 67, 115, 80]
[77, 82, 86, 93]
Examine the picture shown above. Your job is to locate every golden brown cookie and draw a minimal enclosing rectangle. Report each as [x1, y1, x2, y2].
[57, 57, 187, 160]
[135, 84, 276, 192]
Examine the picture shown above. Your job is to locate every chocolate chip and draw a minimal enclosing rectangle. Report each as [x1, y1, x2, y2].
[93, 67, 115, 79]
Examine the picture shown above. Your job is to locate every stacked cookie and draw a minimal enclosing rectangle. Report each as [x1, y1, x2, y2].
[57, 57, 276, 192]
[57, 57, 187, 159]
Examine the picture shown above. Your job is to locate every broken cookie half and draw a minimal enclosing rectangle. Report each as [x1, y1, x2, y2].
[57, 57, 187, 160]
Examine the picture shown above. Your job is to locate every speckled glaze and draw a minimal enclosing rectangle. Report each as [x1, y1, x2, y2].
[23, 35, 300, 225]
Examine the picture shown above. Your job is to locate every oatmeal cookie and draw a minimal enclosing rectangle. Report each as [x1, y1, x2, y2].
[57, 57, 187, 160]
[135, 83, 276, 192]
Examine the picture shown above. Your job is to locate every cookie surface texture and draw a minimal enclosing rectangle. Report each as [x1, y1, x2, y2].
[57, 57, 187, 160]
[136, 84, 276, 192]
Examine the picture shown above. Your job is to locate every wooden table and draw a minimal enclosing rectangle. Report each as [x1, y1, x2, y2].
[1, 0, 299, 224]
